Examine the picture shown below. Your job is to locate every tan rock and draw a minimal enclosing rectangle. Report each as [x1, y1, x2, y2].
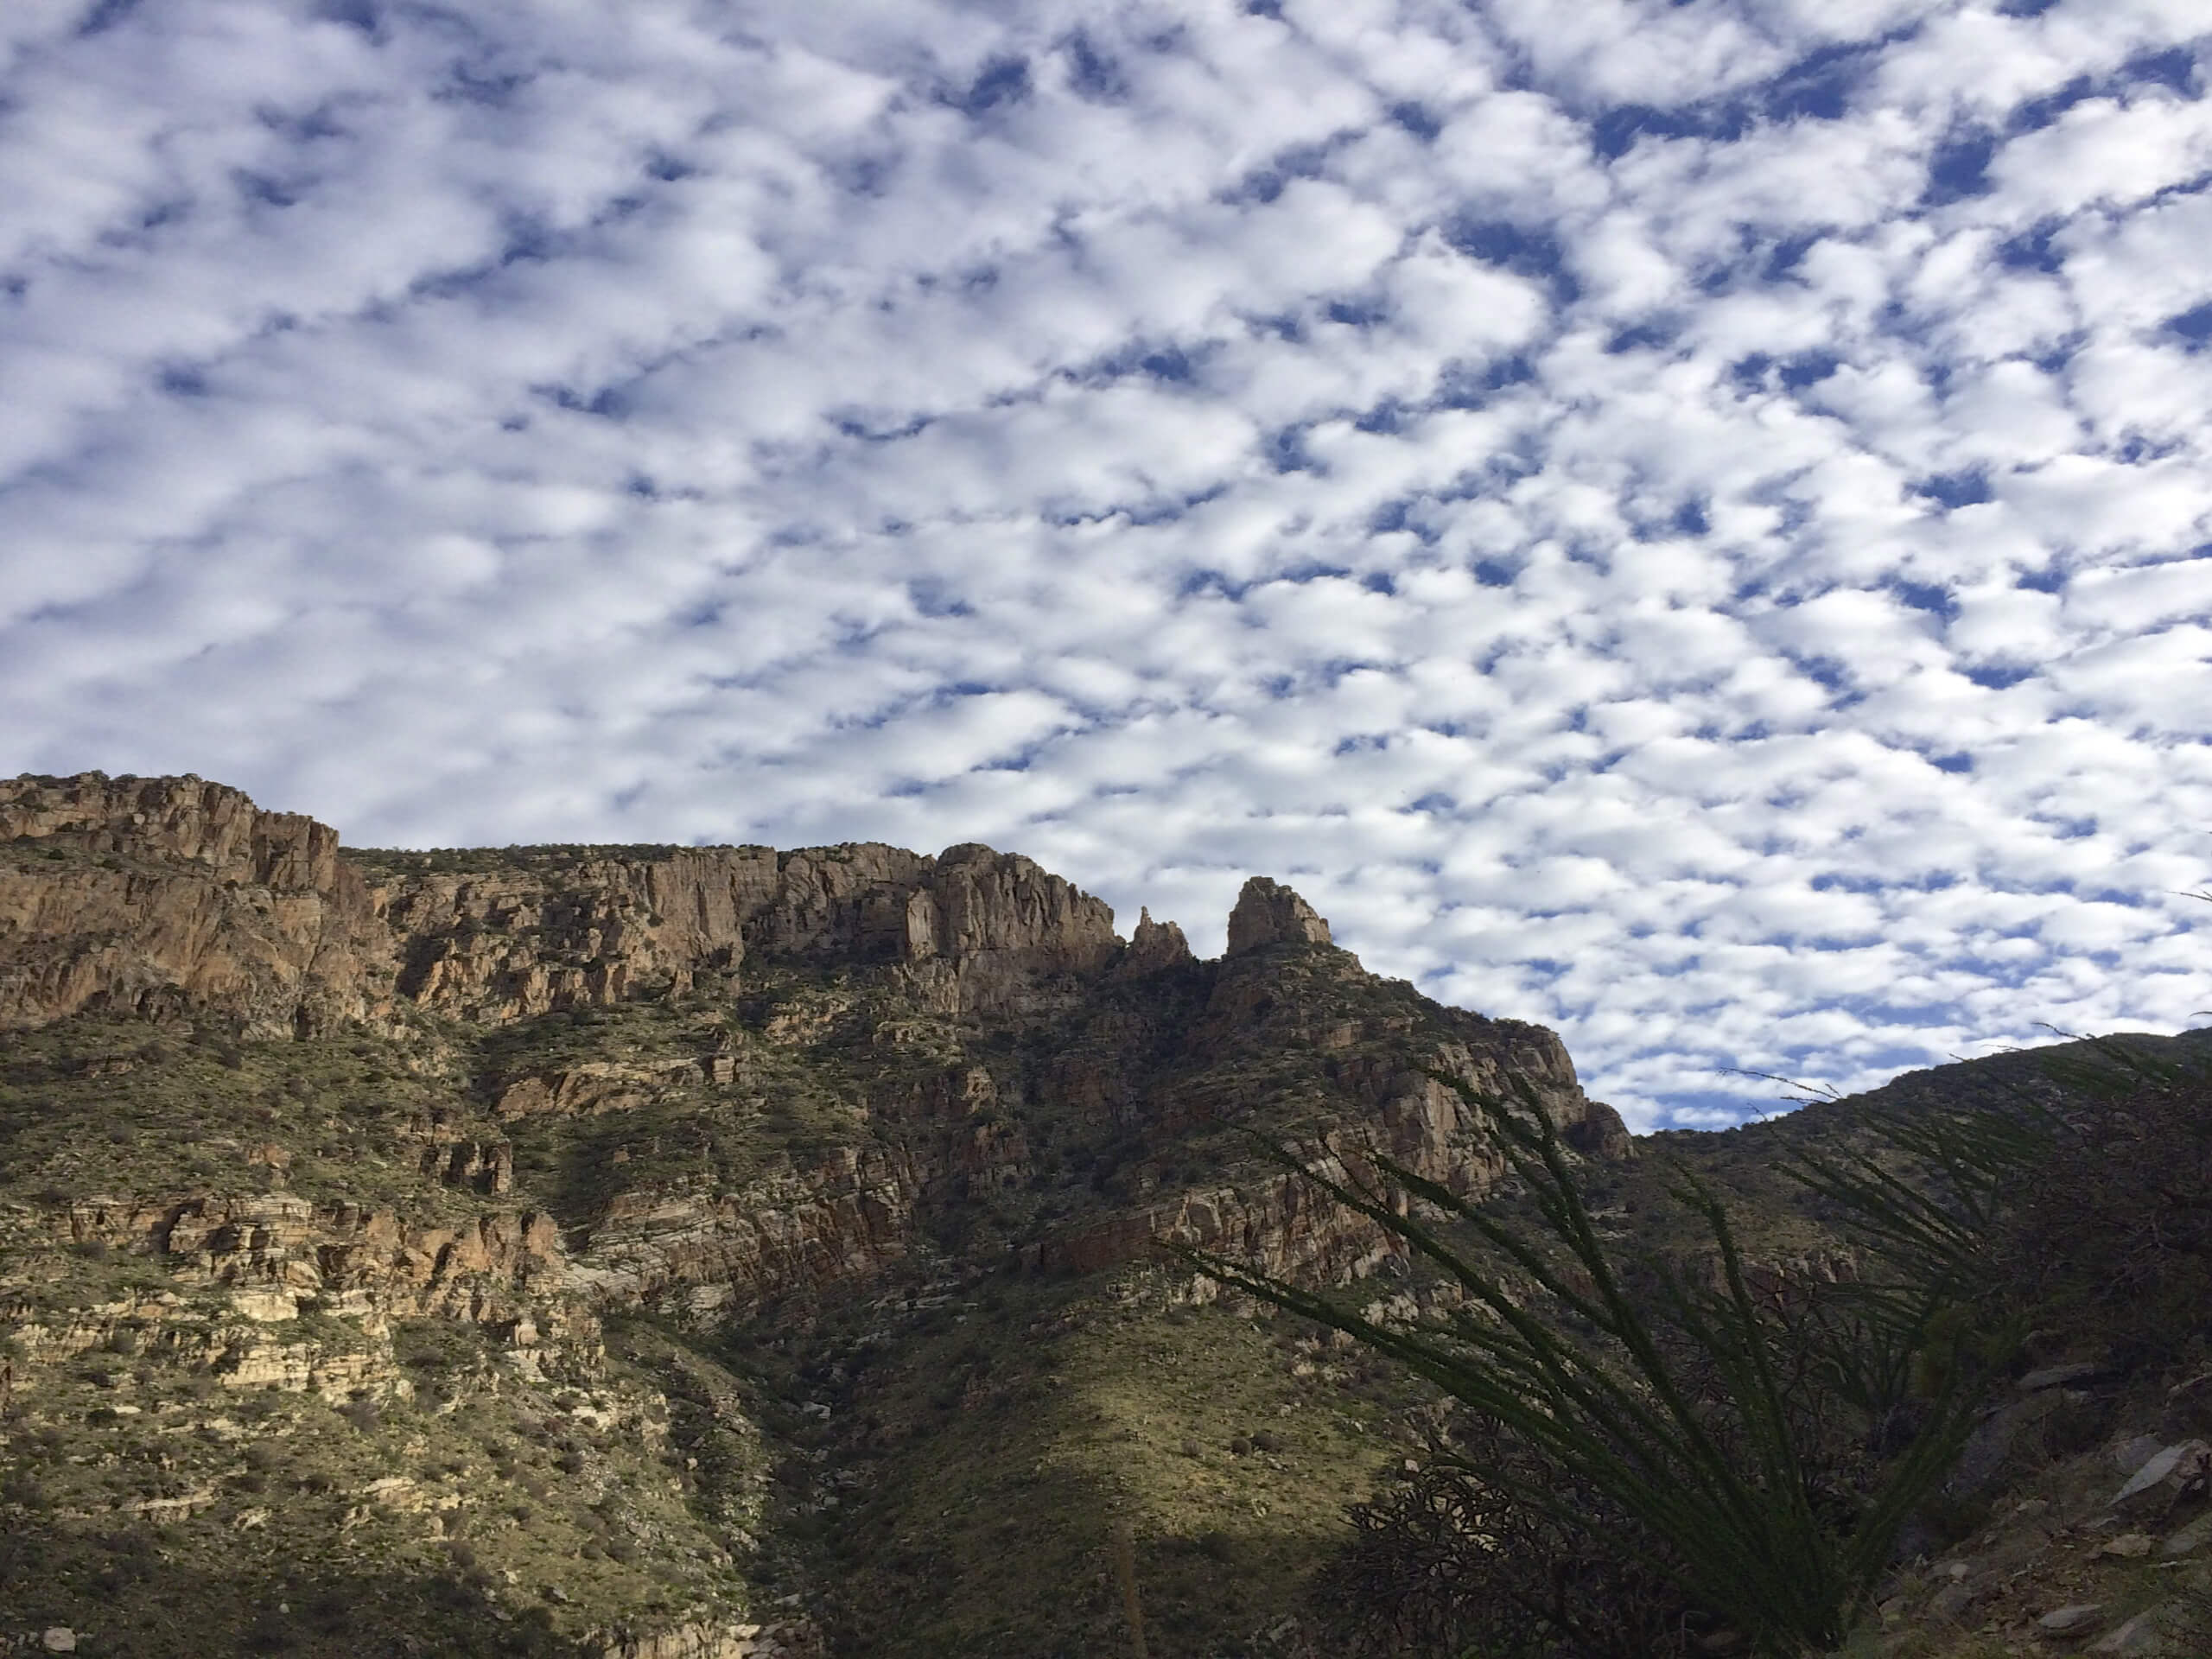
[0, 773, 378, 1036]
[1225, 877, 1332, 955]
[594, 1619, 798, 1659]
[1115, 907, 1196, 976]
[422, 1139, 513, 1195]
[4, 775, 1128, 1035]
[229, 1287, 299, 1323]
[362, 1475, 429, 1512]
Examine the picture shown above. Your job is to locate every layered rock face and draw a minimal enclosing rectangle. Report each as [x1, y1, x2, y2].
[0, 771, 1623, 1318]
[0, 772, 343, 888]
[382, 840, 1119, 1023]
[0, 772, 1631, 1658]
[0, 774, 1121, 1033]
[0, 773, 379, 1037]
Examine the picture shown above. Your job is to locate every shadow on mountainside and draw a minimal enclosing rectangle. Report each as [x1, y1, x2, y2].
[0, 1532, 569, 1657]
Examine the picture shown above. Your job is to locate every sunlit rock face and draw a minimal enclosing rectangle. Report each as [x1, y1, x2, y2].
[0, 773, 381, 1037]
[0, 771, 1625, 1319]
[0, 770, 1637, 1657]
[0, 774, 1122, 1034]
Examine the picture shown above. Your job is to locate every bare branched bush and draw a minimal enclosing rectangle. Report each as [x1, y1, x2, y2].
[1988, 1055, 2212, 1370]
[1318, 1417, 1694, 1659]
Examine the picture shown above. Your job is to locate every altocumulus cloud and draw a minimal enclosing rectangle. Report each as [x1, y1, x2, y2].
[3, 0, 2211, 1127]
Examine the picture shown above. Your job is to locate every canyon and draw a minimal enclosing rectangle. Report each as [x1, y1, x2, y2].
[0, 771, 1630, 1656]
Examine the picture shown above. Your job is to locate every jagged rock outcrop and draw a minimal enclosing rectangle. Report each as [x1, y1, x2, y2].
[0, 769, 1624, 1315]
[0, 773, 381, 1037]
[0, 1190, 598, 1407]
[373, 839, 1118, 1022]
[1115, 906, 1196, 977]
[35, 1192, 571, 1326]
[1032, 1034, 1584, 1278]
[494, 1058, 716, 1120]
[0, 772, 343, 889]
[1568, 1098, 1636, 1159]
[566, 1146, 929, 1315]
[0, 769, 1656, 1659]
[420, 1138, 515, 1194]
[1033, 1072, 1507, 1279]
[594, 1618, 815, 1659]
[377, 849, 780, 1021]
[1225, 875, 1332, 955]
[1, 774, 1122, 1031]
[890, 842, 1121, 1013]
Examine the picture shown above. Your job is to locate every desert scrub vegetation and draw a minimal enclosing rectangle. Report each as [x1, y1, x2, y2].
[0, 1300, 753, 1656]
[0, 1015, 504, 1216]
[1177, 1070, 2069, 1659]
[734, 1258, 1425, 1657]
[1979, 1034, 2212, 1370]
[346, 842, 760, 879]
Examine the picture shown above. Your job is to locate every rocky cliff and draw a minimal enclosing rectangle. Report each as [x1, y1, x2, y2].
[0, 773, 381, 1037]
[0, 773, 1620, 1313]
[0, 774, 1122, 1038]
[0, 772, 1629, 1658]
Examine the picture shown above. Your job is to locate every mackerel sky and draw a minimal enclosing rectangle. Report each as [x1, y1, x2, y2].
[5, 1, 2212, 1127]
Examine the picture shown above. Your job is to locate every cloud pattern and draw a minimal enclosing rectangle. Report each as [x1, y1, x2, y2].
[3, 0, 2211, 1126]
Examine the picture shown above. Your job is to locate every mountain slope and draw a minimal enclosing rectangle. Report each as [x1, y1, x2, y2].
[0, 772, 1620, 1656]
[14, 771, 2197, 1657]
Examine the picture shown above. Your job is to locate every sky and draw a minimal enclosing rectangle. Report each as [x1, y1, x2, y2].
[3, 0, 2212, 1128]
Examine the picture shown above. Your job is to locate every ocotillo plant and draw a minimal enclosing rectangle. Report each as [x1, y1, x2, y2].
[1169, 1071, 2026, 1657]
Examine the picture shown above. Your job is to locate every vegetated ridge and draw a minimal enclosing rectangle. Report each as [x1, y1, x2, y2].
[0, 771, 1624, 1656]
[3, 772, 2206, 1659]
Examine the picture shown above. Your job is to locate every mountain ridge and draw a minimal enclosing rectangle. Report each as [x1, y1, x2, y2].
[10, 770, 2190, 1657]
[0, 769, 1624, 1656]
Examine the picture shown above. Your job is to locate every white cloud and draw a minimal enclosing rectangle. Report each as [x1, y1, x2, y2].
[3, 0, 2211, 1129]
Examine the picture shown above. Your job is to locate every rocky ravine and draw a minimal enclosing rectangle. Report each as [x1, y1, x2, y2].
[0, 772, 1629, 1656]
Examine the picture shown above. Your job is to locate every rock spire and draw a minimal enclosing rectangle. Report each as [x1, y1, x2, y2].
[1224, 876, 1332, 956]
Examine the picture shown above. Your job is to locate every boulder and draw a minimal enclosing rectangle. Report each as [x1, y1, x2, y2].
[2161, 1512, 2212, 1557]
[2090, 1608, 2170, 1655]
[2040, 1605, 2105, 1635]
[2113, 1440, 2210, 1516]
[2019, 1361, 2109, 1394]
[2111, 1434, 2165, 1472]
[1927, 1580, 1979, 1622]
